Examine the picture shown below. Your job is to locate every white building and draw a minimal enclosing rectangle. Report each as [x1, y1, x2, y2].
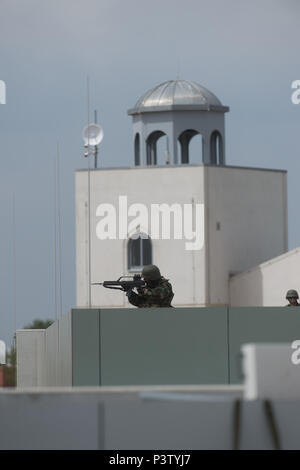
[76, 79, 291, 308]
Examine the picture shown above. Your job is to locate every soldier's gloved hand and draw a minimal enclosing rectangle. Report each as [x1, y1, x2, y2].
[125, 288, 133, 297]
[123, 284, 131, 292]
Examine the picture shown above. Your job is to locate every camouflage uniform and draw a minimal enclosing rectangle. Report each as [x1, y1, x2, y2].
[127, 276, 174, 308]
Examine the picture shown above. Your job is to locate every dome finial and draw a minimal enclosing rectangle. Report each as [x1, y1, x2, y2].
[176, 59, 181, 80]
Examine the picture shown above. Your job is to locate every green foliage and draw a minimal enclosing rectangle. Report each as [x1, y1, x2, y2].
[24, 319, 54, 330]
[6, 345, 16, 366]
[4, 341, 16, 386]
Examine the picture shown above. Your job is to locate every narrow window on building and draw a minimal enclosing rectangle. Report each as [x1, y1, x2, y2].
[178, 130, 202, 164]
[146, 131, 166, 165]
[134, 133, 140, 166]
[128, 234, 152, 270]
[210, 131, 224, 165]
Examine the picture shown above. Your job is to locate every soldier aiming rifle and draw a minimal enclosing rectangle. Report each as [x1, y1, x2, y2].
[93, 264, 174, 308]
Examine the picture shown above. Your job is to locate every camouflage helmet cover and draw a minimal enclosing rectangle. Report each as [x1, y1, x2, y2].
[286, 289, 299, 299]
[142, 264, 161, 281]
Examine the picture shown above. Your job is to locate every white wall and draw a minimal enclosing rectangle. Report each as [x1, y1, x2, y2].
[242, 343, 300, 400]
[75, 164, 287, 308]
[16, 313, 72, 388]
[230, 247, 300, 306]
[131, 110, 226, 165]
[75, 166, 206, 307]
[16, 330, 45, 387]
[2, 386, 300, 449]
[207, 166, 287, 305]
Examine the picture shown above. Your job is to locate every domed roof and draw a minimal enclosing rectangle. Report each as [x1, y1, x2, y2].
[128, 79, 229, 115]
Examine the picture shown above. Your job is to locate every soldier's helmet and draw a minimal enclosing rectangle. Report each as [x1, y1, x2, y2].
[142, 264, 161, 281]
[286, 289, 299, 299]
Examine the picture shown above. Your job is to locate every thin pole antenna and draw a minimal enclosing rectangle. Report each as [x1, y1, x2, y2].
[12, 193, 16, 343]
[87, 76, 92, 308]
[176, 59, 181, 80]
[94, 109, 98, 169]
[53, 158, 57, 321]
[57, 142, 63, 318]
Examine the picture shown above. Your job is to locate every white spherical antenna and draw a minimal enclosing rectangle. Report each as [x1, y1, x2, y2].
[82, 123, 104, 146]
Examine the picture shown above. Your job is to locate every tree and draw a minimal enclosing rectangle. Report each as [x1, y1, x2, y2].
[4, 339, 17, 386]
[24, 319, 54, 329]
[6, 343, 16, 366]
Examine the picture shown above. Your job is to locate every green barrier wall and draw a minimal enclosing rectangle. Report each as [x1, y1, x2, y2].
[71, 307, 300, 386]
[228, 307, 300, 383]
[99, 307, 228, 385]
[72, 309, 100, 386]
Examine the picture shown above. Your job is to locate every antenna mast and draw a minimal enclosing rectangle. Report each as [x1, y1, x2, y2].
[57, 142, 63, 317]
[12, 194, 16, 344]
[82, 84, 104, 308]
[53, 158, 57, 321]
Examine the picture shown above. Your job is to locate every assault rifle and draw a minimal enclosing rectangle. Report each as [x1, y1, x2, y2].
[92, 274, 146, 291]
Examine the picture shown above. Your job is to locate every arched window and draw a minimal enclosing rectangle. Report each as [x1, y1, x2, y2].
[146, 131, 167, 165]
[128, 234, 152, 270]
[210, 131, 224, 165]
[178, 129, 203, 164]
[134, 133, 140, 166]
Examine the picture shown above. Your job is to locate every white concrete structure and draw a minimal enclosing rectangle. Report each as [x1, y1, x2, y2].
[3, 384, 300, 449]
[230, 247, 300, 306]
[242, 343, 300, 400]
[16, 312, 72, 388]
[75, 165, 287, 307]
[75, 79, 288, 308]
[16, 330, 46, 387]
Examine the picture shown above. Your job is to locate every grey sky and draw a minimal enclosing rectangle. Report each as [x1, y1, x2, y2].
[0, 0, 299, 346]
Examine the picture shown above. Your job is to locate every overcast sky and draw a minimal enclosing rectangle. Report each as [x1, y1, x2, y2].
[0, 0, 300, 346]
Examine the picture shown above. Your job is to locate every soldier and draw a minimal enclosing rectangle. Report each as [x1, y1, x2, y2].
[126, 264, 174, 308]
[286, 289, 300, 307]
